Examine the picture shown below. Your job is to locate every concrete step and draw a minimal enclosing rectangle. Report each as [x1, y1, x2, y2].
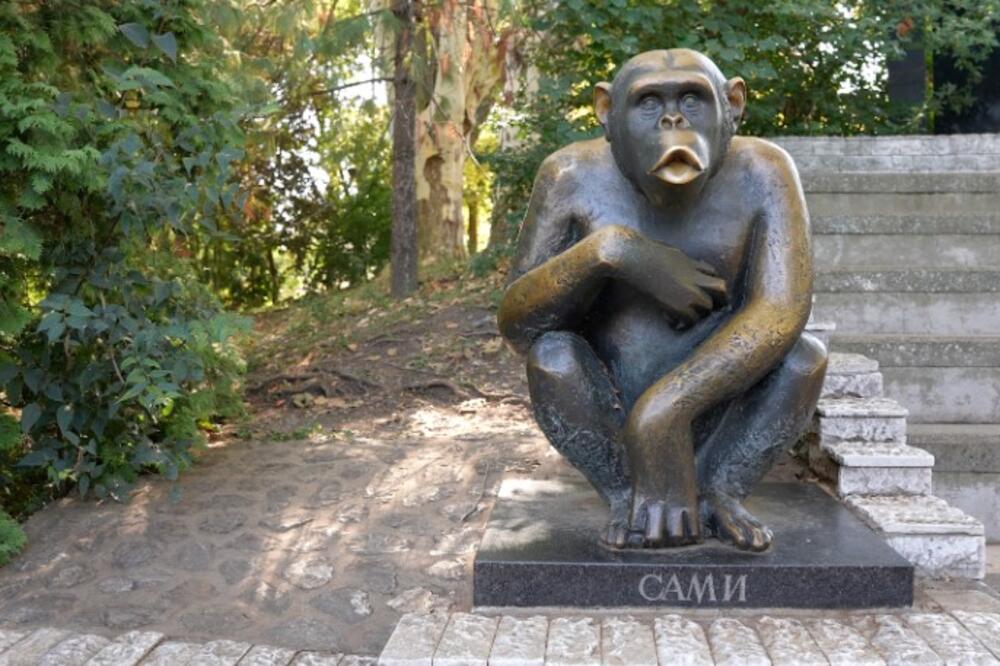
[801, 172, 1000, 194]
[813, 292, 1000, 336]
[814, 233, 1000, 271]
[815, 269, 1000, 293]
[833, 335, 1000, 368]
[794, 154, 1000, 171]
[380, 610, 1000, 664]
[813, 213, 1000, 235]
[775, 133, 1000, 157]
[844, 494, 985, 579]
[806, 191, 1000, 217]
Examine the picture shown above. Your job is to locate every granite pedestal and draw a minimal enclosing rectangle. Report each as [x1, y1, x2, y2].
[474, 477, 913, 608]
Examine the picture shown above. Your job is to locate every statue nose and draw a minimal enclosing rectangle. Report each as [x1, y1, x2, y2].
[660, 112, 686, 129]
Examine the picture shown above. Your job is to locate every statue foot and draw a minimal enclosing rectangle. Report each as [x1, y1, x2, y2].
[601, 492, 634, 548]
[701, 492, 772, 552]
[624, 493, 702, 548]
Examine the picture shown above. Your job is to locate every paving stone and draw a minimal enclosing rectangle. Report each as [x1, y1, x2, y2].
[289, 652, 343, 666]
[99, 603, 162, 630]
[309, 588, 371, 624]
[85, 630, 164, 666]
[906, 614, 998, 665]
[807, 618, 884, 665]
[425, 560, 464, 580]
[0, 593, 77, 624]
[852, 615, 943, 666]
[836, 466, 932, 496]
[0, 628, 70, 666]
[111, 541, 159, 569]
[179, 606, 253, 635]
[282, 557, 334, 589]
[0, 630, 26, 654]
[386, 587, 450, 614]
[653, 615, 713, 666]
[262, 620, 341, 652]
[240, 581, 294, 615]
[756, 617, 827, 665]
[199, 511, 247, 535]
[952, 611, 1000, 659]
[97, 577, 136, 594]
[379, 612, 449, 666]
[707, 619, 770, 666]
[238, 645, 298, 666]
[488, 615, 548, 666]
[545, 617, 600, 666]
[187, 639, 253, 665]
[38, 633, 111, 666]
[141, 641, 203, 665]
[49, 564, 94, 589]
[175, 541, 215, 570]
[338, 657, 376, 666]
[601, 616, 657, 666]
[433, 613, 498, 666]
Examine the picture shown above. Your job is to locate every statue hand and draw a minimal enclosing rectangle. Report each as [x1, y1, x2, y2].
[596, 225, 728, 327]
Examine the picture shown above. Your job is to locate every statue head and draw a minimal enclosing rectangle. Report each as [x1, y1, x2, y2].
[594, 49, 746, 204]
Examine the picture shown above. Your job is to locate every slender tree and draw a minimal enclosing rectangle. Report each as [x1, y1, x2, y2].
[390, 0, 419, 297]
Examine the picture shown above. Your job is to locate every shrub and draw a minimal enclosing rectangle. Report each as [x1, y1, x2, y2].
[0, 508, 25, 567]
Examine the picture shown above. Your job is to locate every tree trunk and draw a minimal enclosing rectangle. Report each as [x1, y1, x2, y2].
[467, 197, 479, 254]
[414, 0, 511, 260]
[390, 0, 418, 297]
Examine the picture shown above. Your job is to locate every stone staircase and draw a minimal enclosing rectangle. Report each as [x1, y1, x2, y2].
[810, 350, 985, 579]
[775, 134, 1000, 541]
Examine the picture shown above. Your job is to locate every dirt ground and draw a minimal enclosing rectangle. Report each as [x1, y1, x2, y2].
[0, 278, 568, 655]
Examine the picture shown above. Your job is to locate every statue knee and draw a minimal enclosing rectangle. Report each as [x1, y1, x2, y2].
[785, 332, 828, 382]
[526, 331, 587, 383]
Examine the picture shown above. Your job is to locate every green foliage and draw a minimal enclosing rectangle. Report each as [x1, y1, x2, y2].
[0, 1, 250, 506]
[487, 0, 999, 249]
[0, 508, 26, 566]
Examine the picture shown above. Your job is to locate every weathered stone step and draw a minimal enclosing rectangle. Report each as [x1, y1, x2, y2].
[813, 293, 1000, 336]
[814, 234, 1000, 271]
[814, 397, 908, 445]
[379, 610, 1000, 664]
[815, 270, 1000, 293]
[881, 366, 1000, 424]
[833, 335, 1000, 368]
[812, 213, 1000, 235]
[801, 172, 1000, 194]
[844, 494, 985, 579]
[794, 154, 1000, 171]
[806, 192, 1000, 217]
[810, 440, 934, 497]
[821, 352, 883, 399]
[908, 423, 1000, 473]
[775, 133, 1000, 157]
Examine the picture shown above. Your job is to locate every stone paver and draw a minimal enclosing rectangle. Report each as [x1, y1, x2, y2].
[85, 630, 164, 666]
[489, 615, 548, 666]
[807, 618, 885, 665]
[853, 614, 942, 666]
[239, 644, 298, 665]
[545, 617, 599, 666]
[602, 616, 657, 666]
[142, 641, 203, 665]
[377, 612, 448, 666]
[756, 616, 826, 666]
[289, 653, 343, 666]
[188, 639, 253, 665]
[38, 633, 112, 666]
[0, 631, 25, 655]
[653, 615, 713, 666]
[0, 628, 69, 666]
[706, 619, 770, 666]
[433, 613, 497, 666]
[906, 614, 999, 665]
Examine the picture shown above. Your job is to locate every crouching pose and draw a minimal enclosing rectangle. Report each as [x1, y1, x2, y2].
[498, 49, 827, 551]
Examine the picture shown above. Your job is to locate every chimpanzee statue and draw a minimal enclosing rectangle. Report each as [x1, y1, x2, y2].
[498, 49, 827, 552]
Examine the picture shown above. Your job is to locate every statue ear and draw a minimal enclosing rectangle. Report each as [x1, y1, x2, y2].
[725, 77, 747, 129]
[594, 82, 613, 138]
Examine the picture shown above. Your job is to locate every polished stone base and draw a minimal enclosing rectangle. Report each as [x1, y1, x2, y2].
[474, 477, 913, 608]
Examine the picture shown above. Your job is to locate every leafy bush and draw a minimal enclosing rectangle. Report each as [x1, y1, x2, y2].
[0, 1, 250, 504]
[0, 508, 25, 566]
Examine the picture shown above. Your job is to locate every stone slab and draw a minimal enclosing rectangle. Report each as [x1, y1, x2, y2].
[756, 616, 827, 665]
[545, 617, 599, 666]
[853, 614, 943, 666]
[806, 618, 885, 665]
[933, 471, 1000, 542]
[84, 630, 163, 666]
[433, 613, 497, 666]
[707, 619, 770, 666]
[239, 644, 298, 666]
[488, 615, 547, 666]
[142, 641, 203, 665]
[885, 533, 985, 579]
[823, 441, 934, 468]
[38, 634, 111, 666]
[836, 466, 932, 497]
[187, 640, 252, 665]
[652, 615, 713, 666]
[378, 612, 448, 666]
[906, 614, 998, 665]
[821, 371, 883, 400]
[953, 611, 1000, 660]
[601, 617, 657, 666]
[0, 628, 69, 666]
[817, 397, 909, 418]
[828, 352, 880, 374]
[845, 494, 985, 536]
[0, 631, 25, 655]
[474, 478, 913, 608]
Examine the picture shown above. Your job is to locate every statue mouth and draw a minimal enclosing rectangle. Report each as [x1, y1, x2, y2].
[649, 146, 705, 185]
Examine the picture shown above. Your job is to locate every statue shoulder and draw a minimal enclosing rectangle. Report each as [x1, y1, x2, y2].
[728, 136, 801, 184]
[536, 138, 616, 187]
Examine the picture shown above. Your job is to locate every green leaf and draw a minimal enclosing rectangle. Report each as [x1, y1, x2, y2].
[20, 403, 41, 433]
[56, 405, 73, 437]
[119, 23, 150, 48]
[151, 32, 178, 63]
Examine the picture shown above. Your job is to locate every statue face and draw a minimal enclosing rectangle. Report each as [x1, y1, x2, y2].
[595, 50, 746, 204]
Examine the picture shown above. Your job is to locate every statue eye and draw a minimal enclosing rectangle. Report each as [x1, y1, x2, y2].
[681, 93, 700, 113]
[638, 94, 662, 112]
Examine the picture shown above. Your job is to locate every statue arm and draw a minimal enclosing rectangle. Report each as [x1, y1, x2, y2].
[498, 158, 614, 355]
[632, 150, 812, 422]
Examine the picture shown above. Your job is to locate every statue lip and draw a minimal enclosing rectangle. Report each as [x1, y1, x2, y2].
[649, 146, 705, 185]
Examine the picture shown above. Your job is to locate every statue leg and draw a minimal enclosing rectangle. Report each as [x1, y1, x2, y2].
[696, 332, 828, 551]
[526, 331, 632, 546]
